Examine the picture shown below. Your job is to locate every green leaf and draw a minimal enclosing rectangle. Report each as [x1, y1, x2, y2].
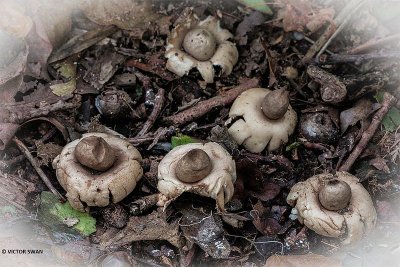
[171, 134, 197, 148]
[285, 141, 301, 151]
[50, 59, 77, 96]
[382, 107, 400, 132]
[374, 91, 385, 103]
[39, 192, 96, 236]
[374, 91, 400, 132]
[236, 0, 273, 15]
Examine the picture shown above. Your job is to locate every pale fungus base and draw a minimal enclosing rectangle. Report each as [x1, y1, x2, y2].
[226, 88, 297, 153]
[157, 142, 236, 211]
[165, 8, 238, 83]
[53, 133, 143, 212]
[287, 171, 377, 245]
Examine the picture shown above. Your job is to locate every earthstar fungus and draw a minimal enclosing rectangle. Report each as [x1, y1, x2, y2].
[165, 9, 238, 83]
[53, 132, 143, 211]
[157, 142, 236, 211]
[287, 171, 377, 245]
[226, 88, 297, 153]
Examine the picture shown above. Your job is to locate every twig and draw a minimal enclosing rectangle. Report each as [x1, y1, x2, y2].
[126, 59, 175, 81]
[13, 137, 65, 201]
[348, 33, 400, 54]
[136, 88, 165, 137]
[128, 193, 160, 215]
[316, 51, 400, 65]
[164, 78, 259, 125]
[0, 95, 81, 124]
[302, 0, 365, 64]
[339, 92, 397, 172]
[147, 127, 171, 150]
[49, 25, 118, 63]
[315, 0, 365, 59]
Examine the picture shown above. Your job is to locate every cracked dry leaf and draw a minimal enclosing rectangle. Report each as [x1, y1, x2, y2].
[99, 209, 183, 248]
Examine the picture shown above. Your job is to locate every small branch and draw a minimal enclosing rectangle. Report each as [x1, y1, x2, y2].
[136, 88, 165, 137]
[164, 78, 259, 125]
[0, 95, 81, 124]
[127, 193, 160, 215]
[302, 0, 365, 64]
[316, 51, 400, 65]
[315, 0, 365, 59]
[348, 33, 400, 54]
[339, 93, 397, 172]
[126, 59, 175, 81]
[13, 137, 65, 201]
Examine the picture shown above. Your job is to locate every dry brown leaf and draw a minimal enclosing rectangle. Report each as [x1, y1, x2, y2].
[252, 201, 282, 236]
[340, 98, 381, 133]
[275, 0, 334, 33]
[369, 157, 390, 174]
[98, 209, 183, 248]
[264, 254, 342, 267]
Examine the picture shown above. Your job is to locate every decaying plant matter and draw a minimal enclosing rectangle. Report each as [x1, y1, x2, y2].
[53, 132, 143, 211]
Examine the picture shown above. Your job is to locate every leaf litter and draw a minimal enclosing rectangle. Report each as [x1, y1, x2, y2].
[0, 0, 399, 266]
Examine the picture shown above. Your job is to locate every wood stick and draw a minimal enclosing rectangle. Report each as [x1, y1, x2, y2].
[301, 0, 365, 64]
[339, 92, 397, 172]
[136, 88, 165, 137]
[164, 78, 259, 125]
[13, 137, 65, 201]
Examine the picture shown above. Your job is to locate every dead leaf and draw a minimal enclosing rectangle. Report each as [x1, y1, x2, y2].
[26, 0, 73, 78]
[264, 254, 342, 267]
[83, 0, 160, 30]
[98, 209, 183, 248]
[180, 207, 231, 259]
[251, 201, 282, 236]
[250, 181, 281, 201]
[340, 98, 381, 133]
[235, 11, 267, 46]
[83, 45, 125, 89]
[275, 0, 335, 33]
[369, 157, 390, 174]
[236, 159, 281, 201]
[0, 32, 28, 87]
